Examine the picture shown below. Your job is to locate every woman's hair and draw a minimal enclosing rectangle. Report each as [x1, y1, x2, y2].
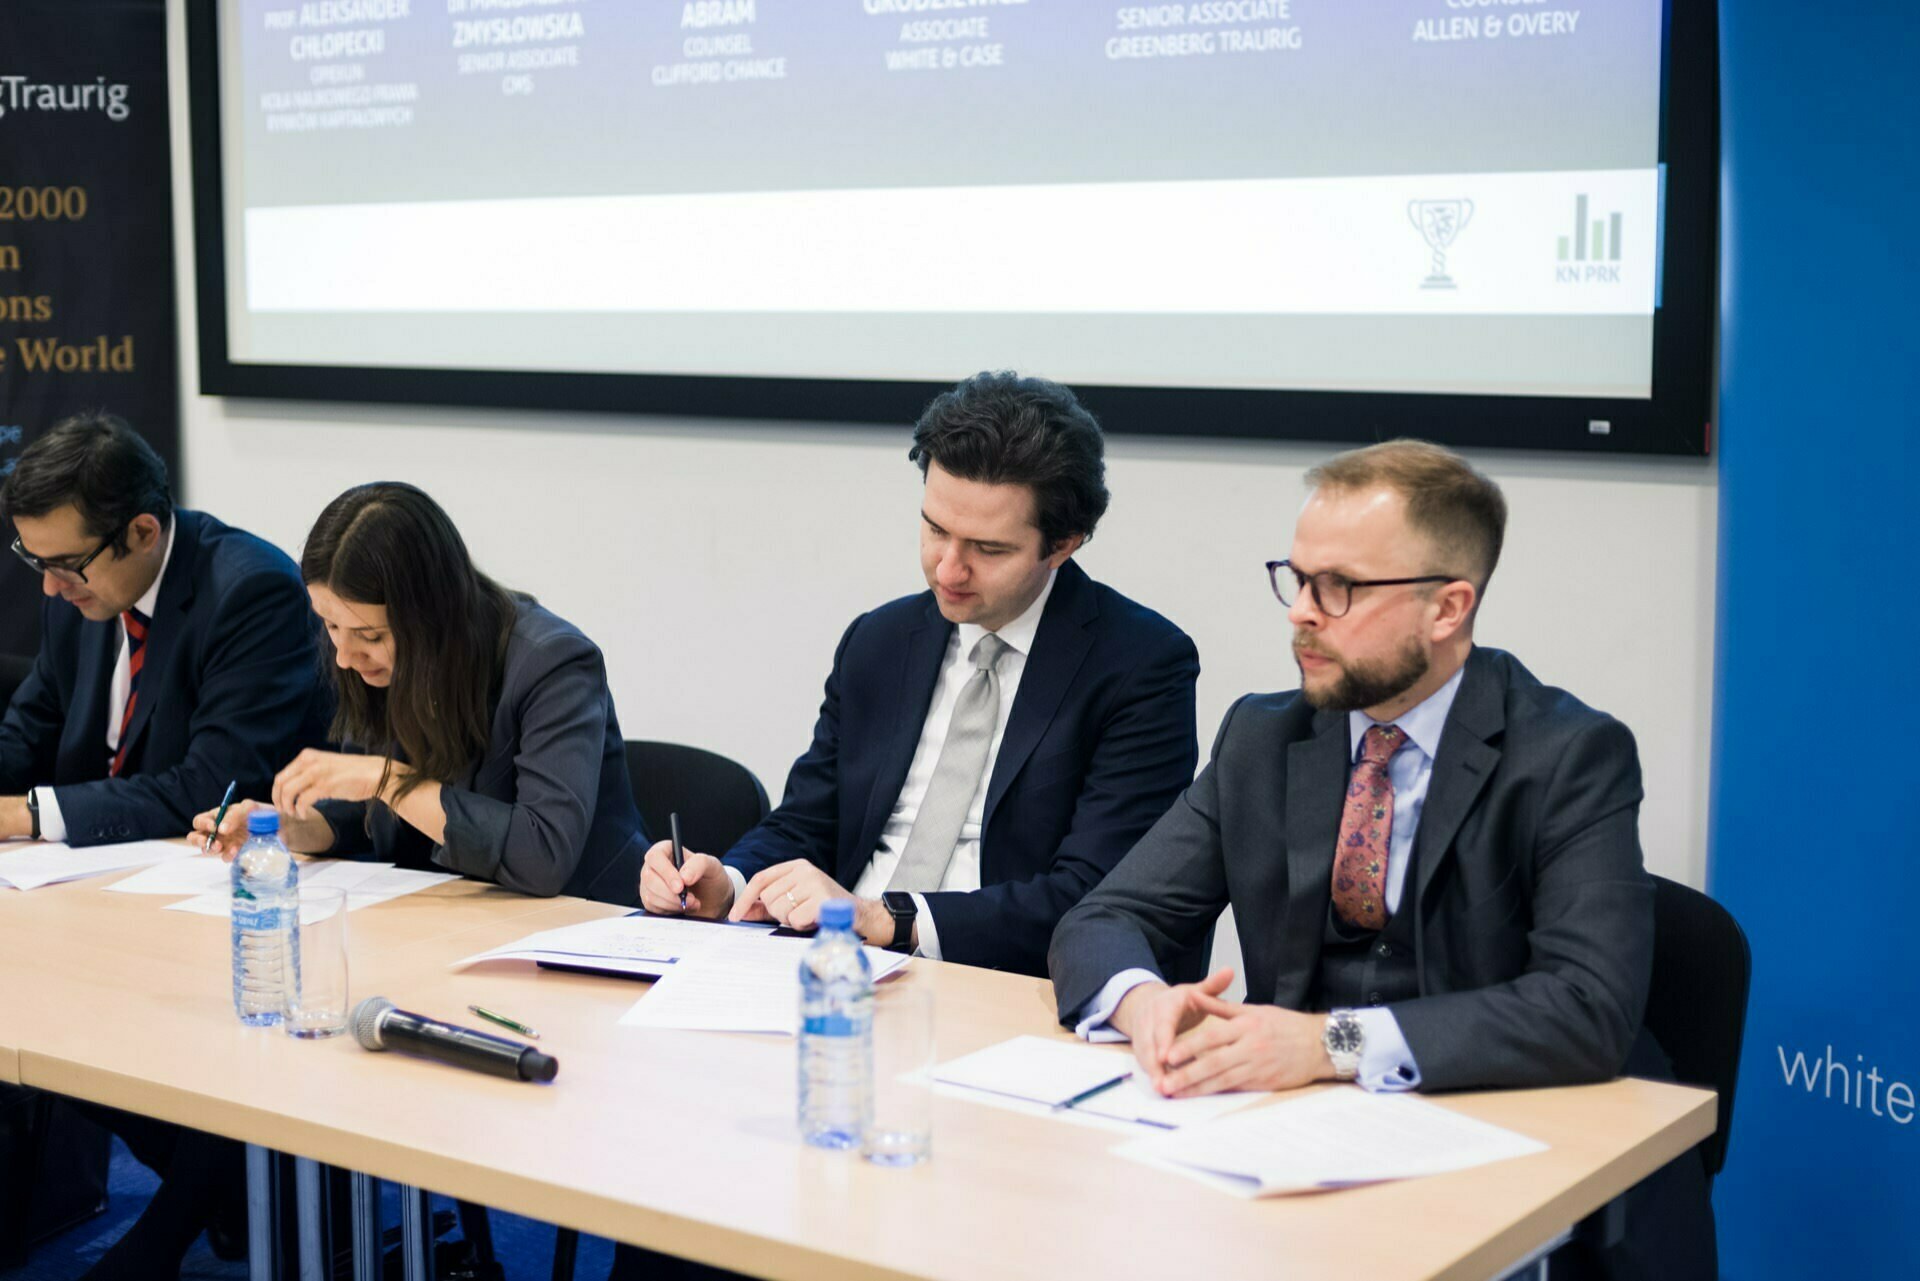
[300, 482, 521, 803]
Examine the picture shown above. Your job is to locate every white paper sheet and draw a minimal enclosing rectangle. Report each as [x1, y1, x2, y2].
[457, 913, 909, 987]
[615, 944, 806, 1034]
[932, 1035, 1134, 1107]
[163, 859, 400, 917]
[0, 840, 198, 891]
[105, 855, 235, 895]
[605, 921, 910, 1035]
[344, 866, 459, 908]
[924, 1036, 1262, 1131]
[455, 913, 774, 975]
[1115, 1088, 1548, 1197]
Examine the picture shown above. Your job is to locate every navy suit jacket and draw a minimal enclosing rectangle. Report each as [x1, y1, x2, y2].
[726, 560, 1201, 977]
[0, 509, 330, 845]
[317, 600, 647, 905]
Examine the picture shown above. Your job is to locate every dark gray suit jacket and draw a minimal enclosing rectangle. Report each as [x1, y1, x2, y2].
[319, 601, 646, 904]
[1050, 646, 1655, 1092]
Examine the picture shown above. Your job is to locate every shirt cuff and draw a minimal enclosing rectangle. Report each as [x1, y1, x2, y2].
[1351, 1008, 1422, 1092]
[721, 864, 748, 911]
[1072, 968, 1164, 1043]
[34, 787, 66, 843]
[909, 892, 939, 960]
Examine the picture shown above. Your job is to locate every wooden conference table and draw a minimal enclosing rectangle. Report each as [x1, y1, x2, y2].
[0, 862, 1715, 1281]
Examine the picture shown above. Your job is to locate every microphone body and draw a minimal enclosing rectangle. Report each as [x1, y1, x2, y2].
[351, 997, 559, 1083]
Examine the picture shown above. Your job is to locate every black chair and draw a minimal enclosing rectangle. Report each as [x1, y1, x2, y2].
[550, 742, 772, 1281]
[0, 652, 33, 714]
[1642, 874, 1752, 1182]
[621, 739, 772, 858]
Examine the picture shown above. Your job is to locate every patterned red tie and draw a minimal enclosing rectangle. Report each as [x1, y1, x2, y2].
[1331, 723, 1407, 931]
[109, 608, 149, 778]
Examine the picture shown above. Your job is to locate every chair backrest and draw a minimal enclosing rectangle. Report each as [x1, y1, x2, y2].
[1643, 874, 1752, 1181]
[0, 653, 33, 715]
[623, 740, 771, 856]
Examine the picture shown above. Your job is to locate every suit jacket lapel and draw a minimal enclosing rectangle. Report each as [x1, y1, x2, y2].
[1412, 648, 1505, 911]
[852, 594, 951, 867]
[982, 561, 1095, 832]
[1277, 709, 1350, 1005]
[114, 513, 201, 771]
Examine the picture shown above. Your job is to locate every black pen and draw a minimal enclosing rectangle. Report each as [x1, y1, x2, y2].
[204, 780, 237, 853]
[1052, 1073, 1130, 1114]
[670, 811, 686, 911]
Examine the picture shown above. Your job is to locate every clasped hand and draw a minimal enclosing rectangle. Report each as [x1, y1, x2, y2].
[1114, 967, 1334, 1098]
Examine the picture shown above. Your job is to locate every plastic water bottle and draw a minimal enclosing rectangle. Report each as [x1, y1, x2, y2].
[231, 809, 299, 1026]
[798, 898, 873, 1149]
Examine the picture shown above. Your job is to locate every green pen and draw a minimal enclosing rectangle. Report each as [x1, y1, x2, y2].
[204, 780, 237, 853]
[468, 1004, 541, 1040]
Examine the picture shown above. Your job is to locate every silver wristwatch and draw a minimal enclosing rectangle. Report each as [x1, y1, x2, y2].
[1323, 1008, 1365, 1080]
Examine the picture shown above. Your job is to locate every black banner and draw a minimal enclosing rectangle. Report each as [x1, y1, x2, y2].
[0, 0, 178, 656]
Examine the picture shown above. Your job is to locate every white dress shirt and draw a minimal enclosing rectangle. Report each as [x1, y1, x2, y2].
[35, 518, 175, 844]
[726, 571, 1057, 959]
[1073, 664, 1469, 1093]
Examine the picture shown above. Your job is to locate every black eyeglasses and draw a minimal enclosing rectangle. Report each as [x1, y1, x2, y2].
[11, 530, 119, 585]
[1266, 559, 1457, 619]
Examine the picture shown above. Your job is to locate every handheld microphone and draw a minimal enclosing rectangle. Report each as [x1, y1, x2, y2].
[350, 997, 559, 1083]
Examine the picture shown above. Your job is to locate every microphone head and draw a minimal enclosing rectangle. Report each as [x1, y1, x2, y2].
[351, 996, 396, 1050]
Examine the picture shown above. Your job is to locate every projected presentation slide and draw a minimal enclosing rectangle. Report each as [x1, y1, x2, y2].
[220, 0, 1666, 399]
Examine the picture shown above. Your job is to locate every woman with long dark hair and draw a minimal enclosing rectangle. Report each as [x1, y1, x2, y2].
[199, 481, 646, 901]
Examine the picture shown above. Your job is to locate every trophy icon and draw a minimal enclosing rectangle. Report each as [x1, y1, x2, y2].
[1408, 200, 1475, 289]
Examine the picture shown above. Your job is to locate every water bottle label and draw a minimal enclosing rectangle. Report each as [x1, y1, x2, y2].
[802, 1013, 859, 1037]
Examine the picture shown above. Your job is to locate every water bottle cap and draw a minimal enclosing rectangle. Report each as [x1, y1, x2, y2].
[818, 898, 855, 931]
[246, 809, 280, 835]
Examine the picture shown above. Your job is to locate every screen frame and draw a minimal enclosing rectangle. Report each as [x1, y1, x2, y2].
[186, 0, 1717, 457]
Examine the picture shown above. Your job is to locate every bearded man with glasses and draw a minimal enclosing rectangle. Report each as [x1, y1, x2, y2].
[0, 412, 328, 846]
[1049, 439, 1714, 1281]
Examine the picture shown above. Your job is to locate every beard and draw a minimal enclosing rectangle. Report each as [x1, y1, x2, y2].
[1294, 632, 1430, 712]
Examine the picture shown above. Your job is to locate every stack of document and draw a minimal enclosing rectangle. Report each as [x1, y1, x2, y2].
[930, 1035, 1262, 1132]
[457, 913, 911, 1035]
[0, 840, 197, 891]
[105, 855, 458, 915]
[1115, 1088, 1549, 1197]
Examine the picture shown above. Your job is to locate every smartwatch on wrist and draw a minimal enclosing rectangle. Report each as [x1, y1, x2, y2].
[880, 891, 917, 953]
[25, 790, 40, 840]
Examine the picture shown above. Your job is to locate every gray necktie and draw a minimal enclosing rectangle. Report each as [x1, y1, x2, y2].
[889, 633, 1010, 893]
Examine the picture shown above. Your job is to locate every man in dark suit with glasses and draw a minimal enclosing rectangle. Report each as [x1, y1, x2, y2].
[0, 412, 328, 846]
[1050, 439, 1715, 1280]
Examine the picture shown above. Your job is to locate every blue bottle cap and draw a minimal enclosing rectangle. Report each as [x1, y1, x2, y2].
[246, 809, 280, 835]
[818, 898, 855, 931]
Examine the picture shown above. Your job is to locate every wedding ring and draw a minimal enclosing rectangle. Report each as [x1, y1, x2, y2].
[786, 890, 798, 906]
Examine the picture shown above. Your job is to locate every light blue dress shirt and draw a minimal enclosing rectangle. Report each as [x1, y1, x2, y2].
[1072, 664, 1468, 1093]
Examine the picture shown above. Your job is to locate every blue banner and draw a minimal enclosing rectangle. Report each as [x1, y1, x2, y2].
[1709, 3, 1918, 1276]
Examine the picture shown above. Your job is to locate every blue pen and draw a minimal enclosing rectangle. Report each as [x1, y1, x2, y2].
[204, 780, 237, 853]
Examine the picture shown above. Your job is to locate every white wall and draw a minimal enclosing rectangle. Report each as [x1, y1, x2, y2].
[165, 4, 1718, 895]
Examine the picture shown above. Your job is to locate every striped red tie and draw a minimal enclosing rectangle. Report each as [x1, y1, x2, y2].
[109, 608, 150, 778]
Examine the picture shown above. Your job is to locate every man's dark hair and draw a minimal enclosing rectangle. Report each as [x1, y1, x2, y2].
[0, 411, 174, 554]
[908, 371, 1110, 553]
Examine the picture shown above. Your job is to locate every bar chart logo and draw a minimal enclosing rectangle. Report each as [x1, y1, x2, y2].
[1556, 194, 1623, 283]
[1409, 199, 1474, 289]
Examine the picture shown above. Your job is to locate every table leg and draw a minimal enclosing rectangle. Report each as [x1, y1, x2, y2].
[245, 1143, 282, 1281]
[398, 1182, 433, 1281]
[295, 1157, 325, 1281]
[350, 1170, 382, 1281]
